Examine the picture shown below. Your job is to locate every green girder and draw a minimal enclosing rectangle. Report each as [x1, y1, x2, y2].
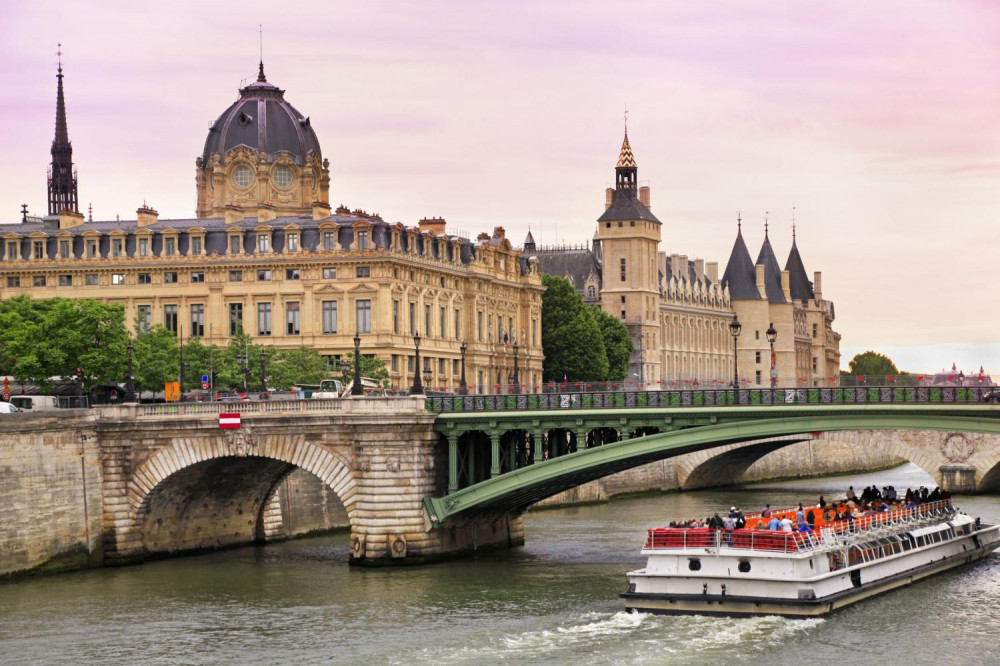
[424, 404, 1000, 526]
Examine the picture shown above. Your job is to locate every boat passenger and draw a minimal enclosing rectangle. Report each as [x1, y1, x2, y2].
[768, 515, 781, 530]
[818, 495, 827, 509]
[735, 509, 746, 529]
[795, 504, 805, 528]
[846, 486, 858, 503]
[780, 516, 793, 533]
[762, 504, 772, 518]
[806, 509, 816, 528]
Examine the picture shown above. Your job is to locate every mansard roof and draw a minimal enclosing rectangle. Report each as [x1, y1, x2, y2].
[721, 227, 760, 300]
[785, 237, 814, 302]
[597, 189, 660, 224]
[755, 233, 787, 304]
[532, 248, 601, 292]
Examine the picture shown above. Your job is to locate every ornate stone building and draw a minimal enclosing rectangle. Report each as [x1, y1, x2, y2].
[1, 61, 544, 392]
[532, 129, 840, 387]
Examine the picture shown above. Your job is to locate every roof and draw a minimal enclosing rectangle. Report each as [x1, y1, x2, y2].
[597, 189, 660, 224]
[617, 131, 637, 168]
[784, 238, 814, 302]
[533, 248, 601, 292]
[720, 228, 760, 300]
[755, 233, 787, 304]
[202, 64, 321, 166]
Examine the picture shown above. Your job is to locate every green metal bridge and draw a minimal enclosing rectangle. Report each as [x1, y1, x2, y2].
[422, 386, 1000, 527]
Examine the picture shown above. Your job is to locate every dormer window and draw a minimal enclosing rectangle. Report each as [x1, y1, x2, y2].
[230, 235, 241, 254]
[59, 240, 70, 259]
[323, 231, 336, 251]
[191, 236, 203, 255]
[165, 237, 176, 257]
[233, 165, 253, 188]
[6, 241, 17, 260]
[111, 239, 123, 258]
[287, 233, 299, 252]
[258, 234, 270, 253]
[358, 231, 369, 250]
[273, 165, 293, 188]
[86, 240, 97, 258]
[138, 238, 150, 257]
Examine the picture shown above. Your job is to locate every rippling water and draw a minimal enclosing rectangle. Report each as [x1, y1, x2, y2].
[1, 464, 997, 665]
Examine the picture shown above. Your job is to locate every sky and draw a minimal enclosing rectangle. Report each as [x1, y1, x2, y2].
[1, 1, 998, 375]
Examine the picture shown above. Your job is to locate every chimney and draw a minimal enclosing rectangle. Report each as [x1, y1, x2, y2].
[605, 187, 614, 210]
[312, 201, 331, 221]
[257, 202, 277, 223]
[678, 255, 689, 281]
[755, 263, 766, 295]
[58, 209, 85, 229]
[136, 204, 159, 228]
[694, 258, 705, 282]
[418, 217, 446, 236]
[224, 204, 244, 225]
[814, 271, 823, 300]
[669, 253, 680, 280]
[706, 261, 718, 283]
[639, 185, 650, 208]
[780, 269, 791, 301]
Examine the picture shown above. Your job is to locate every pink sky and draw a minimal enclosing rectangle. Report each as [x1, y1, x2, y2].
[2, 1, 998, 375]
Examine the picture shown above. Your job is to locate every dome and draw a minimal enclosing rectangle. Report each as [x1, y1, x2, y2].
[202, 63, 321, 166]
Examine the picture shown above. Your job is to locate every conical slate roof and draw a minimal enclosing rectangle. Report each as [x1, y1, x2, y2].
[784, 237, 814, 302]
[617, 131, 637, 168]
[721, 228, 760, 300]
[755, 233, 787, 304]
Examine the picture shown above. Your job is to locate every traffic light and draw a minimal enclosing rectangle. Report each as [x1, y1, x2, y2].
[211, 370, 218, 384]
[75, 367, 84, 381]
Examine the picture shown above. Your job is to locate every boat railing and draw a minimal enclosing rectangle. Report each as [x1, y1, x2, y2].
[643, 500, 954, 554]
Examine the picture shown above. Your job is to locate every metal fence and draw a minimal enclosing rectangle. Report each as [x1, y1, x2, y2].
[424, 385, 1000, 413]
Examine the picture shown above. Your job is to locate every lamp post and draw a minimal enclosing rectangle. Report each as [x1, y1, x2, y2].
[351, 331, 363, 396]
[126, 341, 136, 402]
[766, 322, 777, 389]
[178, 325, 185, 397]
[728, 314, 742, 389]
[423, 365, 433, 392]
[259, 348, 267, 396]
[459, 341, 468, 394]
[411, 332, 424, 395]
[512, 341, 520, 394]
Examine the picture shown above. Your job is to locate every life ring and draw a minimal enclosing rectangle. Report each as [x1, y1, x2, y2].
[350, 535, 364, 559]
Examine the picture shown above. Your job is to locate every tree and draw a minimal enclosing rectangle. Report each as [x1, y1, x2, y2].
[132, 325, 178, 394]
[540, 275, 608, 382]
[333, 351, 391, 389]
[847, 351, 898, 378]
[267, 346, 330, 390]
[592, 307, 633, 381]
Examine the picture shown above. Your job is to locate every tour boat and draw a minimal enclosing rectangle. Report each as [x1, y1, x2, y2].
[621, 499, 1000, 617]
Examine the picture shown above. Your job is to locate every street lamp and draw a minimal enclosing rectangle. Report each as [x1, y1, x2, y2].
[766, 322, 777, 388]
[411, 332, 424, 395]
[126, 341, 136, 402]
[728, 314, 742, 388]
[512, 341, 520, 394]
[459, 341, 468, 394]
[351, 331, 364, 396]
[423, 364, 433, 391]
[259, 348, 267, 396]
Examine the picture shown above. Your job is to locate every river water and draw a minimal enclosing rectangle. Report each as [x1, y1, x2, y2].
[2, 463, 998, 666]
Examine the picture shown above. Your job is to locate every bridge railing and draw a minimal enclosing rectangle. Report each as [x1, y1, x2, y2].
[425, 386, 999, 412]
[95, 397, 421, 418]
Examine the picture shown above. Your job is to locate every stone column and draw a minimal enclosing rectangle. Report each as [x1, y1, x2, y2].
[533, 431, 545, 463]
[490, 433, 501, 477]
[576, 429, 589, 450]
[447, 434, 458, 494]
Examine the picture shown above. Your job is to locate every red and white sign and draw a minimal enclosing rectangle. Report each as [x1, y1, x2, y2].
[219, 412, 241, 429]
[202, 381, 210, 390]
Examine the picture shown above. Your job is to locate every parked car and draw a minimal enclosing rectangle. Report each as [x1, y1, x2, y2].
[982, 390, 1000, 404]
[0, 401, 22, 413]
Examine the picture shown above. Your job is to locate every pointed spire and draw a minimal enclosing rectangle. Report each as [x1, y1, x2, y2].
[54, 43, 69, 149]
[722, 220, 761, 300]
[48, 43, 78, 215]
[616, 129, 637, 169]
[755, 231, 786, 304]
[257, 24, 267, 82]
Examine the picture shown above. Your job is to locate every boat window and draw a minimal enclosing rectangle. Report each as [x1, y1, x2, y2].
[688, 559, 701, 571]
[738, 560, 751, 573]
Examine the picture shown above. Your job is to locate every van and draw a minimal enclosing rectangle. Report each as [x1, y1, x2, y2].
[9, 395, 60, 411]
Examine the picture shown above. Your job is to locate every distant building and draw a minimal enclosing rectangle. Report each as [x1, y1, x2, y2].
[531, 128, 841, 386]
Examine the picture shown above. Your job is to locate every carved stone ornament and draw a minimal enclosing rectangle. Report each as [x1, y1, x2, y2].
[225, 428, 258, 457]
[226, 145, 259, 166]
[940, 433, 977, 463]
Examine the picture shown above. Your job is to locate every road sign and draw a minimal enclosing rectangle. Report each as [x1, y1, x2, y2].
[219, 412, 241, 429]
[202, 374, 209, 383]
[202, 381, 210, 390]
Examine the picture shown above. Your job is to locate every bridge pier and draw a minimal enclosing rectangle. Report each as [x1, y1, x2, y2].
[939, 464, 977, 494]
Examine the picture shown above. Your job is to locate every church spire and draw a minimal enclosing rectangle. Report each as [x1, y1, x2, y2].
[615, 110, 637, 191]
[48, 43, 78, 215]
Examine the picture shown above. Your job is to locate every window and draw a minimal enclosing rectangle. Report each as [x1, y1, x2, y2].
[6, 242, 17, 260]
[408, 355, 415, 373]
[287, 233, 299, 252]
[165, 237, 176, 257]
[356, 299, 372, 334]
[190, 304, 205, 337]
[137, 305, 152, 333]
[755, 351, 761, 364]
[273, 165, 293, 187]
[258, 234, 270, 253]
[755, 370, 762, 385]
[439, 358, 446, 375]
[58, 274, 72, 287]
[33, 241, 45, 260]
[358, 231, 369, 250]
[257, 270, 271, 281]
[393, 300, 400, 334]
[440, 307, 446, 340]
[233, 165, 253, 188]
[138, 273, 152, 285]
[391, 355, 399, 372]
[138, 238, 149, 257]
[86, 240, 97, 258]
[620, 257, 626, 282]
[230, 235, 241, 254]
[621, 295, 626, 304]
[229, 303, 243, 336]
[164, 272, 178, 284]
[85, 273, 98, 286]
[33, 275, 47, 287]
[531, 319, 537, 347]
[229, 270, 242, 282]
[454, 308, 460, 339]
[286, 302, 300, 335]
[477, 311, 483, 342]
[453, 359, 459, 376]
[6, 276, 20, 287]
[409, 302, 416, 334]
[285, 268, 300, 280]
[322, 267, 337, 279]
[59, 240, 70, 259]
[164, 305, 178, 334]
[587, 285, 596, 298]
[813, 357, 818, 373]
[425, 305, 432, 338]
[111, 239, 123, 258]
[257, 303, 272, 336]
[323, 231, 336, 251]
[112, 273, 125, 285]
[191, 236, 203, 255]
[191, 272, 205, 283]
[322, 301, 338, 334]
[755, 330, 760, 340]
[813, 323, 818, 339]
[356, 266, 371, 278]
[621, 310, 626, 320]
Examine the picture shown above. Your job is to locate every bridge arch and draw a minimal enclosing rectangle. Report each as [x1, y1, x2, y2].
[124, 432, 357, 557]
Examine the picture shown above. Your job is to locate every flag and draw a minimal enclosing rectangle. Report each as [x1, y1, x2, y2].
[502, 330, 509, 345]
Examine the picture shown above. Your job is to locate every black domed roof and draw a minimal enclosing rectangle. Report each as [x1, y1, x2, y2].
[202, 63, 321, 166]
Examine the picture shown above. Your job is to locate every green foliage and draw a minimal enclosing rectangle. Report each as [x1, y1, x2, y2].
[847, 351, 898, 377]
[540, 275, 608, 382]
[333, 351, 390, 389]
[132, 325, 178, 393]
[269, 346, 331, 390]
[591, 307, 633, 381]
